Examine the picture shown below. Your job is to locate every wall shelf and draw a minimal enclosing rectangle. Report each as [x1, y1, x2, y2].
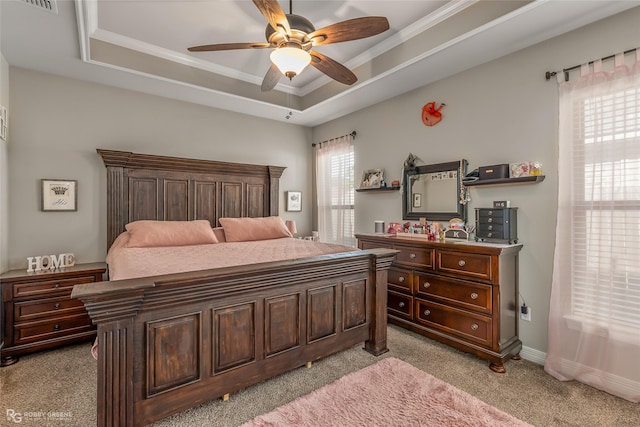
[464, 175, 545, 187]
[356, 186, 401, 193]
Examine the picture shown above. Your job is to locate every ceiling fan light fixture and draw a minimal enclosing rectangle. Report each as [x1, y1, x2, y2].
[270, 47, 311, 79]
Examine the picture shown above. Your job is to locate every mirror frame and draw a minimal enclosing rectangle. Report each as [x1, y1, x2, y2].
[402, 159, 468, 222]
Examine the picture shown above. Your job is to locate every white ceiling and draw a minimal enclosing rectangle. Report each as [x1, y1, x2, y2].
[2, 0, 639, 126]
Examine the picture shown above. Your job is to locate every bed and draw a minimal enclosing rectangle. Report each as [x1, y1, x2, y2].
[71, 149, 396, 427]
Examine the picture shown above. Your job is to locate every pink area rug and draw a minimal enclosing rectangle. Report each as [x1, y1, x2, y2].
[242, 357, 531, 427]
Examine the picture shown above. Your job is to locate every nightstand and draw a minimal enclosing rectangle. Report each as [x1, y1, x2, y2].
[0, 262, 106, 366]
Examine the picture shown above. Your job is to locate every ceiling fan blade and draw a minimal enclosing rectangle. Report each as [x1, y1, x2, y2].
[308, 17, 389, 46]
[253, 0, 291, 35]
[188, 42, 270, 52]
[261, 63, 282, 92]
[309, 51, 357, 86]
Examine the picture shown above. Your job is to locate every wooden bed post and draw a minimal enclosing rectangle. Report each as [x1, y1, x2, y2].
[268, 166, 285, 216]
[75, 286, 149, 427]
[364, 249, 394, 355]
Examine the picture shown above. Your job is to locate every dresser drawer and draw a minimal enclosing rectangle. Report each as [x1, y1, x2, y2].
[476, 229, 506, 240]
[387, 290, 413, 320]
[477, 209, 505, 220]
[394, 245, 434, 268]
[14, 296, 86, 322]
[436, 250, 493, 282]
[13, 276, 98, 299]
[388, 268, 412, 292]
[14, 313, 93, 345]
[415, 300, 492, 347]
[414, 272, 492, 315]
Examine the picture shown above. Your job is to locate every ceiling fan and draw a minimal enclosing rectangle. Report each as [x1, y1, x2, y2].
[187, 0, 390, 91]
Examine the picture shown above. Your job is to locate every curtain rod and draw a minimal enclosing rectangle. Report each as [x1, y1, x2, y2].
[312, 131, 356, 147]
[545, 47, 637, 82]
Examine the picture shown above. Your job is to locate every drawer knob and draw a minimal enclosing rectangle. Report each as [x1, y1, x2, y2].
[471, 323, 479, 331]
[398, 276, 405, 283]
[54, 283, 60, 288]
[488, 218, 493, 223]
[423, 309, 431, 316]
[398, 302, 405, 308]
[458, 260, 466, 267]
[423, 282, 431, 289]
[487, 232, 493, 238]
[54, 303, 61, 309]
[409, 253, 416, 259]
[488, 210, 493, 215]
[54, 324, 60, 331]
[470, 292, 478, 300]
[488, 225, 493, 230]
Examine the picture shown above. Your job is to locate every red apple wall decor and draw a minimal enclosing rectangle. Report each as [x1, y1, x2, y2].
[421, 102, 445, 126]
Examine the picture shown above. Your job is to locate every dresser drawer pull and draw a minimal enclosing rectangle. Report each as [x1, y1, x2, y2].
[54, 324, 60, 331]
[471, 324, 479, 331]
[423, 309, 431, 316]
[487, 210, 493, 215]
[409, 253, 416, 259]
[458, 260, 466, 267]
[487, 225, 493, 230]
[398, 302, 405, 308]
[470, 293, 478, 300]
[54, 283, 60, 288]
[398, 276, 405, 283]
[487, 232, 493, 238]
[54, 303, 61, 309]
[423, 282, 431, 289]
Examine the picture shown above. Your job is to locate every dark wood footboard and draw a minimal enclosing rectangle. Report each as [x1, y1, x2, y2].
[72, 249, 395, 427]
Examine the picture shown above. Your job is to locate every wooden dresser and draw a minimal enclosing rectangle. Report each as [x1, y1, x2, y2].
[356, 233, 522, 372]
[0, 262, 106, 366]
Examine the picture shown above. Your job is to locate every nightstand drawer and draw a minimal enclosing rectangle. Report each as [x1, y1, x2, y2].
[14, 314, 93, 345]
[388, 268, 412, 292]
[414, 272, 492, 315]
[14, 296, 86, 322]
[13, 275, 98, 299]
[415, 300, 492, 347]
[436, 250, 493, 282]
[387, 290, 413, 320]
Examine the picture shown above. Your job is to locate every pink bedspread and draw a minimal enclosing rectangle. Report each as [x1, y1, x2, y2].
[106, 233, 358, 281]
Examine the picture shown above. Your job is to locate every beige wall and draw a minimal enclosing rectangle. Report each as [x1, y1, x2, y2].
[312, 7, 640, 355]
[7, 69, 312, 269]
[0, 52, 8, 274]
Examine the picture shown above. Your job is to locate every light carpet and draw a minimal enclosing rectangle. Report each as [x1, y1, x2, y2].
[241, 357, 531, 427]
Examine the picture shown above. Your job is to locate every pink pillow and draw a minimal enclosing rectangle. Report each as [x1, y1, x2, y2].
[219, 216, 292, 242]
[125, 220, 218, 248]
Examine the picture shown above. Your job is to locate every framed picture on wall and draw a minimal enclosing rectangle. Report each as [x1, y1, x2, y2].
[286, 191, 302, 212]
[41, 179, 77, 211]
[360, 169, 384, 189]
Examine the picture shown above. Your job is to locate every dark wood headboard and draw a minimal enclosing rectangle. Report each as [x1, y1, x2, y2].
[98, 149, 286, 249]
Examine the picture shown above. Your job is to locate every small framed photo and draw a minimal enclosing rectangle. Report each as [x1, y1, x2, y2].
[361, 169, 384, 189]
[413, 193, 422, 208]
[42, 179, 77, 211]
[286, 191, 302, 212]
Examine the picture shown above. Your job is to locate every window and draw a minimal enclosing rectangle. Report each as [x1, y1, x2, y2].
[571, 84, 640, 328]
[316, 136, 355, 246]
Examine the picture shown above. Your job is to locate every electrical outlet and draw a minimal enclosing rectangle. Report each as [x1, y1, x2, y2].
[520, 305, 531, 322]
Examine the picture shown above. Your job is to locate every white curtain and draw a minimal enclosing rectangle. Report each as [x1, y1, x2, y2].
[315, 134, 355, 246]
[545, 50, 640, 402]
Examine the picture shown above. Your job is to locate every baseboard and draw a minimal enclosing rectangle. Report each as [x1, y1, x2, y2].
[520, 345, 546, 365]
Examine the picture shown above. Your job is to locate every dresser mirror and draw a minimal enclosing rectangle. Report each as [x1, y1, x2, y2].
[402, 159, 468, 222]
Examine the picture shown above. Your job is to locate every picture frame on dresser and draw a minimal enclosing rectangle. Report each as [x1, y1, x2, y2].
[41, 179, 77, 212]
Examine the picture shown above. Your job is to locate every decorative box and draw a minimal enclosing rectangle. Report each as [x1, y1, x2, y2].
[509, 162, 530, 178]
[479, 164, 509, 180]
[444, 228, 469, 240]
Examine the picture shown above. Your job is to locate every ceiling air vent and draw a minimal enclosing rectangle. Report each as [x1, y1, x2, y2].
[19, 0, 58, 14]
